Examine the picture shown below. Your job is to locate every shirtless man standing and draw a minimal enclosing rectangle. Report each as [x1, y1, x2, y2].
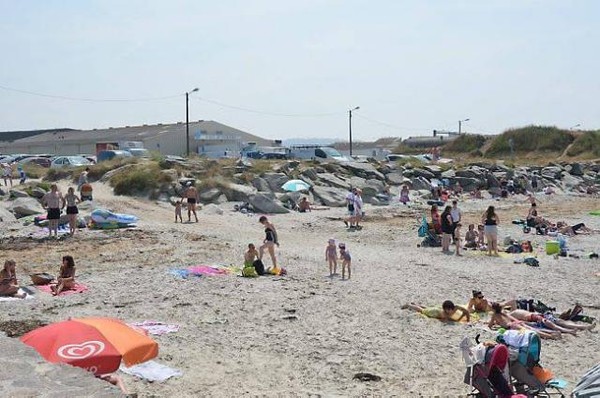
[183, 182, 199, 222]
[42, 184, 64, 238]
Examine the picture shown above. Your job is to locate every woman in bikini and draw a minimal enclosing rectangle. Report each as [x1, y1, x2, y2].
[466, 290, 516, 313]
[259, 216, 279, 270]
[51, 255, 76, 296]
[64, 187, 81, 236]
[0, 260, 26, 299]
[488, 303, 561, 339]
[481, 206, 500, 256]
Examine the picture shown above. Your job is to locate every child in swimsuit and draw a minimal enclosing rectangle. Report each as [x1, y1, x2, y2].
[338, 243, 351, 280]
[174, 201, 183, 223]
[454, 223, 463, 256]
[242, 244, 259, 277]
[325, 239, 337, 277]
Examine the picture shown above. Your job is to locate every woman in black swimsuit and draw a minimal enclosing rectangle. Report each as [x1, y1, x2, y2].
[259, 216, 279, 269]
[440, 205, 453, 254]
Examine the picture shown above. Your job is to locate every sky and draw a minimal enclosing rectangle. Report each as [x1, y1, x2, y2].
[1, 0, 599, 141]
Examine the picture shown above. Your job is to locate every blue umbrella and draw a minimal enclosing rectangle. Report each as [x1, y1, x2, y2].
[281, 180, 311, 192]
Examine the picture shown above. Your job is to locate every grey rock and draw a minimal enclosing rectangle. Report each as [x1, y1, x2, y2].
[9, 197, 45, 216]
[251, 177, 270, 192]
[365, 179, 385, 193]
[30, 187, 47, 199]
[441, 169, 456, 179]
[541, 166, 563, 180]
[0, 207, 17, 223]
[9, 189, 29, 198]
[279, 191, 313, 204]
[486, 173, 501, 188]
[410, 177, 432, 191]
[0, 187, 5, 196]
[312, 186, 347, 207]
[301, 168, 318, 181]
[99, 164, 138, 182]
[346, 176, 367, 189]
[199, 188, 223, 204]
[340, 162, 385, 180]
[202, 203, 224, 215]
[423, 165, 442, 177]
[412, 168, 436, 180]
[262, 173, 289, 192]
[216, 194, 228, 204]
[456, 166, 487, 179]
[317, 173, 351, 189]
[222, 183, 257, 202]
[560, 173, 582, 189]
[567, 163, 584, 176]
[386, 172, 407, 185]
[248, 193, 289, 214]
[453, 177, 483, 192]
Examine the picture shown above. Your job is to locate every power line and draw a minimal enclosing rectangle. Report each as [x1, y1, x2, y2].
[0, 84, 181, 102]
[192, 96, 343, 118]
[354, 113, 431, 133]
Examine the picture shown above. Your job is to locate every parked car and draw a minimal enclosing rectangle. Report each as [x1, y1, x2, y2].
[96, 150, 133, 162]
[77, 154, 97, 164]
[18, 157, 52, 168]
[50, 156, 92, 168]
[126, 148, 150, 158]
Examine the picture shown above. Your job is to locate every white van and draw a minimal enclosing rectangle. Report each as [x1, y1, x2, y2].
[290, 146, 349, 162]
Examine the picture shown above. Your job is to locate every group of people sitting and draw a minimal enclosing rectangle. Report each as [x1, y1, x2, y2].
[403, 291, 596, 339]
[524, 200, 594, 236]
[0, 256, 76, 299]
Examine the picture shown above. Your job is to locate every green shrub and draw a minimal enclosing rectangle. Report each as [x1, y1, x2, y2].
[88, 158, 135, 181]
[566, 131, 600, 157]
[485, 126, 574, 157]
[21, 164, 47, 179]
[110, 164, 172, 196]
[443, 134, 487, 153]
[43, 168, 75, 182]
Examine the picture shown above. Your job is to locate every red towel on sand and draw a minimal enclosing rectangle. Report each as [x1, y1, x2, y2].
[37, 283, 89, 296]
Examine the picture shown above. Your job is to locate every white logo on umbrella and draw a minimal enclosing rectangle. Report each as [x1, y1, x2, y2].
[57, 341, 106, 360]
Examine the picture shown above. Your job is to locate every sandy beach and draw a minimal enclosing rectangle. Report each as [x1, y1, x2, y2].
[1, 182, 599, 397]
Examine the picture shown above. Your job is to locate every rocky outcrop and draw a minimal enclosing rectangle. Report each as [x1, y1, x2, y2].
[9, 197, 45, 217]
[312, 186, 347, 207]
[248, 193, 289, 214]
[222, 183, 257, 202]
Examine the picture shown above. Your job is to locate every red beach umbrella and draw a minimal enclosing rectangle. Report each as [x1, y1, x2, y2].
[21, 317, 158, 375]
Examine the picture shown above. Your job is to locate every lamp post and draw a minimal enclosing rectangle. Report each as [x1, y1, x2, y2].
[186, 87, 199, 157]
[458, 118, 470, 134]
[348, 106, 360, 157]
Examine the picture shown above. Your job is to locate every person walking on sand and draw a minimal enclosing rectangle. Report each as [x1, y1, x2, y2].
[183, 182, 199, 222]
[174, 200, 183, 223]
[259, 216, 279, 270]
[482, 206, 500, 256]
[338, 242, 351, 280]
[64, 187, 81, 236]
[450, 200, 462, 243]
[399, 184, 410, 205]
[325, 238, 337, 277]
[78, 167, 90, 191]
[42, 184, 64, 238]
[440, 205, 453, 254]
[344, 188, 356, 229]
[2, 162, 13, 187]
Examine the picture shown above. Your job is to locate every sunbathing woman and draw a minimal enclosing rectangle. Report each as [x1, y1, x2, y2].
[51, 255, 76, 296]
[488, 303, 561, 339]
[0, 260, 26, 299]
[556, 221, 594, 236]
[402, 300, 470, 322]
[258, 216, 279, 270]
[466, 290, 516, 313]
[509, 309, 594, 333]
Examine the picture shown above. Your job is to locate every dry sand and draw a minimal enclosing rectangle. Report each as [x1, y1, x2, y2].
[1, 182, 599, 397]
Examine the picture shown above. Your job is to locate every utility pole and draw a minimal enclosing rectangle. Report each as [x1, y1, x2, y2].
[348, 106, 360, 157]
[185, 87, 199, 157]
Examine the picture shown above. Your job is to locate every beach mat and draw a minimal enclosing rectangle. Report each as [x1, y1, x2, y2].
[120, 360, 182, 382]
[36, 283, 88, 296]
[130, 321, 180, 336]
[0, 287, 35, 301]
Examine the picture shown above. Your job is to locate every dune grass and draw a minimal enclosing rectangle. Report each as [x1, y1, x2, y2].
[485, 125, 574, 157]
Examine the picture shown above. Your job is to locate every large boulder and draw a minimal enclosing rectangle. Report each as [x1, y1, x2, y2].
[560, 173, 582, 189]
[202, 203, 224, 215]
[340, 162, 385, 180]
[541, 166, 563, 180]
[0, 207, 17, 223]
[248, 193, 289, 214]
[262, 173, 289, 192]
[453, 177, 483, 192]
[566, 163, 584, 176]
[456, 166, 487, 180]
[29, 187, 48, 199]
[423, 165, 443, 177]
[199, 188, 223, 204]
[251, 177, 271, 192]
[411, 168, 436, 180]
[386, 172, 406, 185]
[9, 189, 29, 198]
[301, 168, 318, 181]
[9, 197, 45, 216]
[312, 186, 347, 207]
[410, 177, 432, 191]
[441, 169, 456, 179]
[316, 173, 350, 189]
[222, 183, 257, 202]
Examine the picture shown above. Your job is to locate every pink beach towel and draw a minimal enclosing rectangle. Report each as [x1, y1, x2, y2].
[187, 266, 229, 276]
[37, 283, 89, 296]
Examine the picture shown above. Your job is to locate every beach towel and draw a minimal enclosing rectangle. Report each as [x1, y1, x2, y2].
[130, 321, 180, 336]
[0, 287, 35, 301]
[169, 269, 201, 279]
[36, 283, 88, 296]
[187, 265, 229, 276]
[120, 360, 182, 382]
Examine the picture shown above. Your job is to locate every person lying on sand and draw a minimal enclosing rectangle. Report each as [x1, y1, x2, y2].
[467, 290, 516, 313]
[488, 303, 561, 340]
[0, 260, 26, 299]
[509, 309, 595, 333]
[50, 255, 76, 296]
[402, 300, 470, 322]
[98, 373, 136, 397]
[556, 221, 595, 236]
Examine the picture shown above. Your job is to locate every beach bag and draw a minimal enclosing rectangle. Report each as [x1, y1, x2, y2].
[253, 259, 265, 276]
[524, 257, 539, 267]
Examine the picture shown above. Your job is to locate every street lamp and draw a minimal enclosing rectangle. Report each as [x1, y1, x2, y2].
[186, 87, 199, 157]
[348, 106, 360, 157]
[458, 118, 470, 134]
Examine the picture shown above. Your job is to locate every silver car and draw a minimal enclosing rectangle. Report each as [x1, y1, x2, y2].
[50, 156, 92, 168]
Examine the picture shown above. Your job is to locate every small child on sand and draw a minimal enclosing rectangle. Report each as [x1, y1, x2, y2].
[477, 224, 486, 250]
[465, 224, 478, 249]
[174, 201, 183, 223]
[338, 243, 351, 280]
[454, 223, 463, 256]
[325, 239, 337, 277]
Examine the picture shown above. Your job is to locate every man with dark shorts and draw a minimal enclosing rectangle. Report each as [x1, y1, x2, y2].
[183, 182, 199, 222]
[42, 184, 64, 238]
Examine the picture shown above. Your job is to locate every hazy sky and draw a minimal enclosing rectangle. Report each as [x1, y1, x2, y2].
[1, 0, 599, 141]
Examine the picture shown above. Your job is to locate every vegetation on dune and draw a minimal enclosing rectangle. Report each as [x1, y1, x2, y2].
[44, 168, 76, 182]
[566, 131, 600, 158]
[391, 143, 424, 155]
[485, 126, 574, 157]
[21, 164, 47, 179]
[110, 163, 172, 196]
[87, 158, 136, 181]
[443, 134, 488, 154]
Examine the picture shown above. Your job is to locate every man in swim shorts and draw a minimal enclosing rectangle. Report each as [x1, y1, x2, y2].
[183, 182, 199, 222]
